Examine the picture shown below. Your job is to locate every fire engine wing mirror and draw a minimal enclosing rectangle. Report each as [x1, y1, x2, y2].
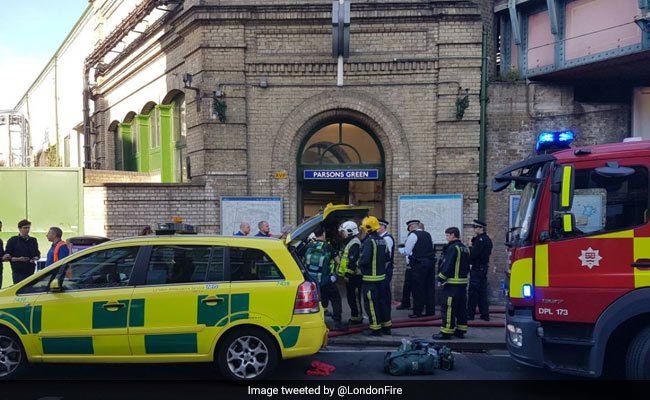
[552, 213, 576, 233]
[595, 162, 635, 178]
[562, 213, 576, 233]
[551, 165, 575, 211]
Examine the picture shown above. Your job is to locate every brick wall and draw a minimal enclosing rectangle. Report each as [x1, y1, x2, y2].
[84, 169, 160, 184]
[93, 1, 486, 300]
[485, 81, 630, 304]
[103, 183, 218, 239]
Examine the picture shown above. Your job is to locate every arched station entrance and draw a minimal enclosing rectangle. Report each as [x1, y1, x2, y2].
[297, 121, 385, 220]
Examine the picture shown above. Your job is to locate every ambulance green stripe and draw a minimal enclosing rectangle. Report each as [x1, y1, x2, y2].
[1, 307, 31, 333]
[129, 298, 145, 327]
[42, 337, 94, 354]
[32, 306, 42, 334]
[278, 327, 300, 348]
[197, 295, 229, 327]
[92, 300, 130, 329]
[230, 293, 249, 322]
[0, 314, 27, 335]
[231, 293, 249, 314]
[144, 333, 198, 354]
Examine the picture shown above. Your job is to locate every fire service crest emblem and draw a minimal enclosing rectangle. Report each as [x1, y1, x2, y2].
[578, 247, 602, 269]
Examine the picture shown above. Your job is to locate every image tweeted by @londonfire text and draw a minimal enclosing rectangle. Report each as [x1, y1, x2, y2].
[248, 384, 403, 398]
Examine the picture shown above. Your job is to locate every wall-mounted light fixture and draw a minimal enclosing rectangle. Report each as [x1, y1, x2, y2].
[182, 73, 193, 87]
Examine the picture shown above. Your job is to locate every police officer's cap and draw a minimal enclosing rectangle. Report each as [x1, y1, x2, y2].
[472, 219, 487, 228]
[378, 219, 389, 227]
[406, 219, 420, 227]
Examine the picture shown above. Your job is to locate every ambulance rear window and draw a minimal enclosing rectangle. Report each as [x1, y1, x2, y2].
[229, 248, 284, 281]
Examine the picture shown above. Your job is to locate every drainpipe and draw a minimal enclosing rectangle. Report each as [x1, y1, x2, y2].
[54, 56, 60, 167]
[83, 68, 91, 169]
[478, 26, 488, 221]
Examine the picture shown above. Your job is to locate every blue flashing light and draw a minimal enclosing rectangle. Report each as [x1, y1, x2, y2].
[557, 131, 574, 142]
[538, 132, 555, 144]
[522, 284, 533, 299]
[535, 130, 575, 153]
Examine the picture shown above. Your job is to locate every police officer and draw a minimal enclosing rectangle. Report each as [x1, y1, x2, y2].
[467, 219, 493, 321]
[377, 219, 395, 322]
[399, 220, 436, 318]
[433, 227, 470, 340]
[359, 216, 391, 336]
[338, 221, 364, 326]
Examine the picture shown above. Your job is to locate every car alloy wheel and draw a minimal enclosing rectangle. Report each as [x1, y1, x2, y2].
[226, 335, 269, 379]
[0, 334, 23, 378]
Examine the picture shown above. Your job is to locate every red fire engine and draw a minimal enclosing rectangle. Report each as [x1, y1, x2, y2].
[493, 133, 650, 379]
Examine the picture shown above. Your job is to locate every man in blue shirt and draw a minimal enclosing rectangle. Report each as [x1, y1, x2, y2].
[46, 227, 69, 267]
[255, 221, 272, 237]
[235, 222, 251, 236]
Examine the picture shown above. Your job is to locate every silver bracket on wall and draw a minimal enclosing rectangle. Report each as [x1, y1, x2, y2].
[508, 0, 522, 45]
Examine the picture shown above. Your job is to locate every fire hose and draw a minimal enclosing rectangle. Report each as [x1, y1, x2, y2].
[328, 308, 506, 337]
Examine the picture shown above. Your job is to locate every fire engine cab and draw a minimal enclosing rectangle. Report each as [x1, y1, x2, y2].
[493, 133, 650, 379]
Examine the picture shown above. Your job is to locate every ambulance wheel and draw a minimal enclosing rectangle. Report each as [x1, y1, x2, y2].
[217, 327, 279, 380]
[0, 328, 27, 381]
[626, 325, 650, 380]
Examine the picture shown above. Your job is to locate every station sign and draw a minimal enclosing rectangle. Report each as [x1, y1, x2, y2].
[303, 169, 378, 180]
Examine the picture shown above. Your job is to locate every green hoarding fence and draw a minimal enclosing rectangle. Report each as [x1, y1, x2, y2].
[0, 168, 83, 288]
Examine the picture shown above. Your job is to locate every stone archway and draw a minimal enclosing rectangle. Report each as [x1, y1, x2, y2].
[271, 89, 411, 226]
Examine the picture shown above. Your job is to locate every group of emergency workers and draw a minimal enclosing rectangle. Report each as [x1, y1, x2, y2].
[305, 216, 493, 340]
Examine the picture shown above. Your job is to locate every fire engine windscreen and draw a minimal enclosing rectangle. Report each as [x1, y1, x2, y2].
[512, 166, 544, 243]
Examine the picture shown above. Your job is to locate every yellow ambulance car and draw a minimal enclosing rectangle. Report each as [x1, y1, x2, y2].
[0, 204, 367, 380]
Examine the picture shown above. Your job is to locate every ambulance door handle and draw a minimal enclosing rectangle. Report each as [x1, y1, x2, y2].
[201, 297, 224, 305]
[102, 302, 125, 310]
[632, 259, 650, 269]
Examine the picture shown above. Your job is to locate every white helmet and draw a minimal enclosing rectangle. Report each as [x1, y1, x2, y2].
[338, 221, 359, 237]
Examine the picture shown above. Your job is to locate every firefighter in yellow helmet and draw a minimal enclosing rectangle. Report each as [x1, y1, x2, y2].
[359, 216, 391, 336]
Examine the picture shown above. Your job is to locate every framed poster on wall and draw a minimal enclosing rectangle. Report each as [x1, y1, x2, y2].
[398, 194, 463, 244]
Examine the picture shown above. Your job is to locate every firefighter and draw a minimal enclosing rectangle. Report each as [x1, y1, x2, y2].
[399, 219, 436, 318]
[467, 219, 493, 321]
[338, 220, 364, 326]
[359, 216, 391, 336]
[433, 227, 470, 340]
[304, 226, 346, 331]
[377, 219, 395, 323]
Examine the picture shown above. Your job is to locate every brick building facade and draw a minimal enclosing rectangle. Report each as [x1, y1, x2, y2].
[90, 0, 488, 299]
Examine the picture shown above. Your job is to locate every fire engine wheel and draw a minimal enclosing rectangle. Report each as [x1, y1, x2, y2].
[0, 328, 27, 381]
[626, 325, 650, 380]
[216, 327, 279, 380]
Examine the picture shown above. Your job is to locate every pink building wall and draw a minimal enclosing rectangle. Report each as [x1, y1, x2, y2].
[527, 10, 555, 70]
[565, 0, 642, 61]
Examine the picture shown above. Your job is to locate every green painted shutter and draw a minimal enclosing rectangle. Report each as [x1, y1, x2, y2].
[137, 115, 150, 172]
[120, 123, 135, 171]
[159, 105, 173, 183]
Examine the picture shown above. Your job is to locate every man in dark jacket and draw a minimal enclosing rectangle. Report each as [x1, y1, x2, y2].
[433, 227, 470, 340]
[467, 219, 493, 321]
[5, 219, 40, 284]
